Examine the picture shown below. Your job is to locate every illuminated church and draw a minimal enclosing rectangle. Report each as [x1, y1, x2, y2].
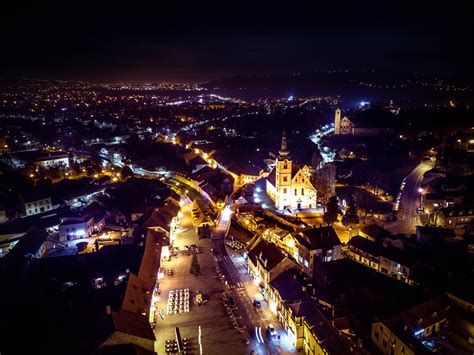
[266, 134, 317, 211]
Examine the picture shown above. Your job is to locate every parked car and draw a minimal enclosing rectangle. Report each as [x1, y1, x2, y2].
[227, 296, 237, 309]
[76, 241, 88, 252]
[421, 340, 436, 352]
[267, 324, 277, 336]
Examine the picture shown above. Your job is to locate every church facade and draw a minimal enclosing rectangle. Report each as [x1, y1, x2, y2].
[266, 134, 318, 210]
[334, 108, 393, 136]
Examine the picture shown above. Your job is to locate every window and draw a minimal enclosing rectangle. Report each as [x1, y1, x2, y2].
[294, 189, 297, 196]
[283, 188, 287, 194]
[382, 339, 387, 348]
[283, 176, 288, 182]
[301, 188, 304, 195]
[374, 331, 379, 340]
[283, 164, 288, 169]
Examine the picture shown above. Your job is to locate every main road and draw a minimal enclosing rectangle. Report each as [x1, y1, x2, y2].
[384, 161, 433, 235]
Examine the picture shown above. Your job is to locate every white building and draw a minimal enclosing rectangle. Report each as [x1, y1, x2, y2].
[20, 191, 53, 216]
[58, 214, 94, 241]
[34, 152, 69, 168]
[266, 134, 317, 210]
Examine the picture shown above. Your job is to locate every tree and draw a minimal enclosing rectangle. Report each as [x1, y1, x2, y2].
[323, 195, 339, 224]
[121, 165, 134, 179]
[342, 196, 359, 227]
[189, 254, 201, 277]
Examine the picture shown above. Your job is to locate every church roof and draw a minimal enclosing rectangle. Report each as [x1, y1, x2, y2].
[291, 164, 303, 179]
[267, 169, 276, 187]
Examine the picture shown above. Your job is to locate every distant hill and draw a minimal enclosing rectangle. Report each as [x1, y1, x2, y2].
[203, 70, 474, 105]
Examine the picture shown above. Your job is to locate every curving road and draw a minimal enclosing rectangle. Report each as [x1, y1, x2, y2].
[384, 161, 433, 235]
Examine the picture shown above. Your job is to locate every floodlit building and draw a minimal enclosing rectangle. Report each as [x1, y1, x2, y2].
[266, 133, 317, 210]
[289, 226, 343, 275]
[58, 214, 94, 241]
[34, 151, 69, 168]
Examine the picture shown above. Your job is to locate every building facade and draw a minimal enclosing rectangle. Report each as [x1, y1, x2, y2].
[34, 152, 69, 168]
[58, 215, 94, 241]
[266, 134, 318, 210]
[20, 192, 53, 216]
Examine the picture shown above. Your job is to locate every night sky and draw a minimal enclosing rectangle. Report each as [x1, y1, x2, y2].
[1, 1, 473, 83]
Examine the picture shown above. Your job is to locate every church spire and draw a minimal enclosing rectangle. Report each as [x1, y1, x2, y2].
[279, 132, 290, 158]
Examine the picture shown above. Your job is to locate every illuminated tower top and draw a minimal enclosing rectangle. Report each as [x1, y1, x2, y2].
[278, 132, 290, 159]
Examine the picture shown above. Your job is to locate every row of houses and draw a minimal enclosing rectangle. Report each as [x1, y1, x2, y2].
[346, 235, 419, 285]
[245, 237, 357, 353]
[420, 172, 474, 234]
[372, 290, 474, 355]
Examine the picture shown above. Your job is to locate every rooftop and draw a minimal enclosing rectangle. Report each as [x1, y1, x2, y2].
[295, 226, 341, 250]
[248, 237, 286, 272]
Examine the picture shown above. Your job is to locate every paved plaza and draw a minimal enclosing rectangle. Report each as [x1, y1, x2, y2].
[154, 202, 298, 354]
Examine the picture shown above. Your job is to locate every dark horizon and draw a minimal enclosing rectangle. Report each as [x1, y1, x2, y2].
[1, 1, 473, 83]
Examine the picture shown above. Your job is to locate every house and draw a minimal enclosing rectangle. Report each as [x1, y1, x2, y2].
[346, 236, 419, 285]
[303, 309, 355, 355]
[19, 189, 53, 216]
[53, 178, 104, 208]
[371, 297, 449, 355]
[433, 205, 473, 233]
[268, 269, 356, 353]
[447, 280, 474, 312]
[290, 226, 342, 275]
[359, 223, 389, 241]
[3, 226, 49, 260]
[58, 214, 94, 241]
[415, 226, 456, 244]
[266, 133, 318, 210]
[122, 229, 163, 324]
[83, 202, 107, 233]
[263, 225, 291, 251]
[246, 237, 298, 299]
[233, 165, 265, 189]
[347, 235, 381, 271]
[100, 310, 156, 353]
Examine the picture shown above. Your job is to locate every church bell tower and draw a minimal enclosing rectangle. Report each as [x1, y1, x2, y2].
[334, 108, 341, 134]
[275, 132, 292, 210]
